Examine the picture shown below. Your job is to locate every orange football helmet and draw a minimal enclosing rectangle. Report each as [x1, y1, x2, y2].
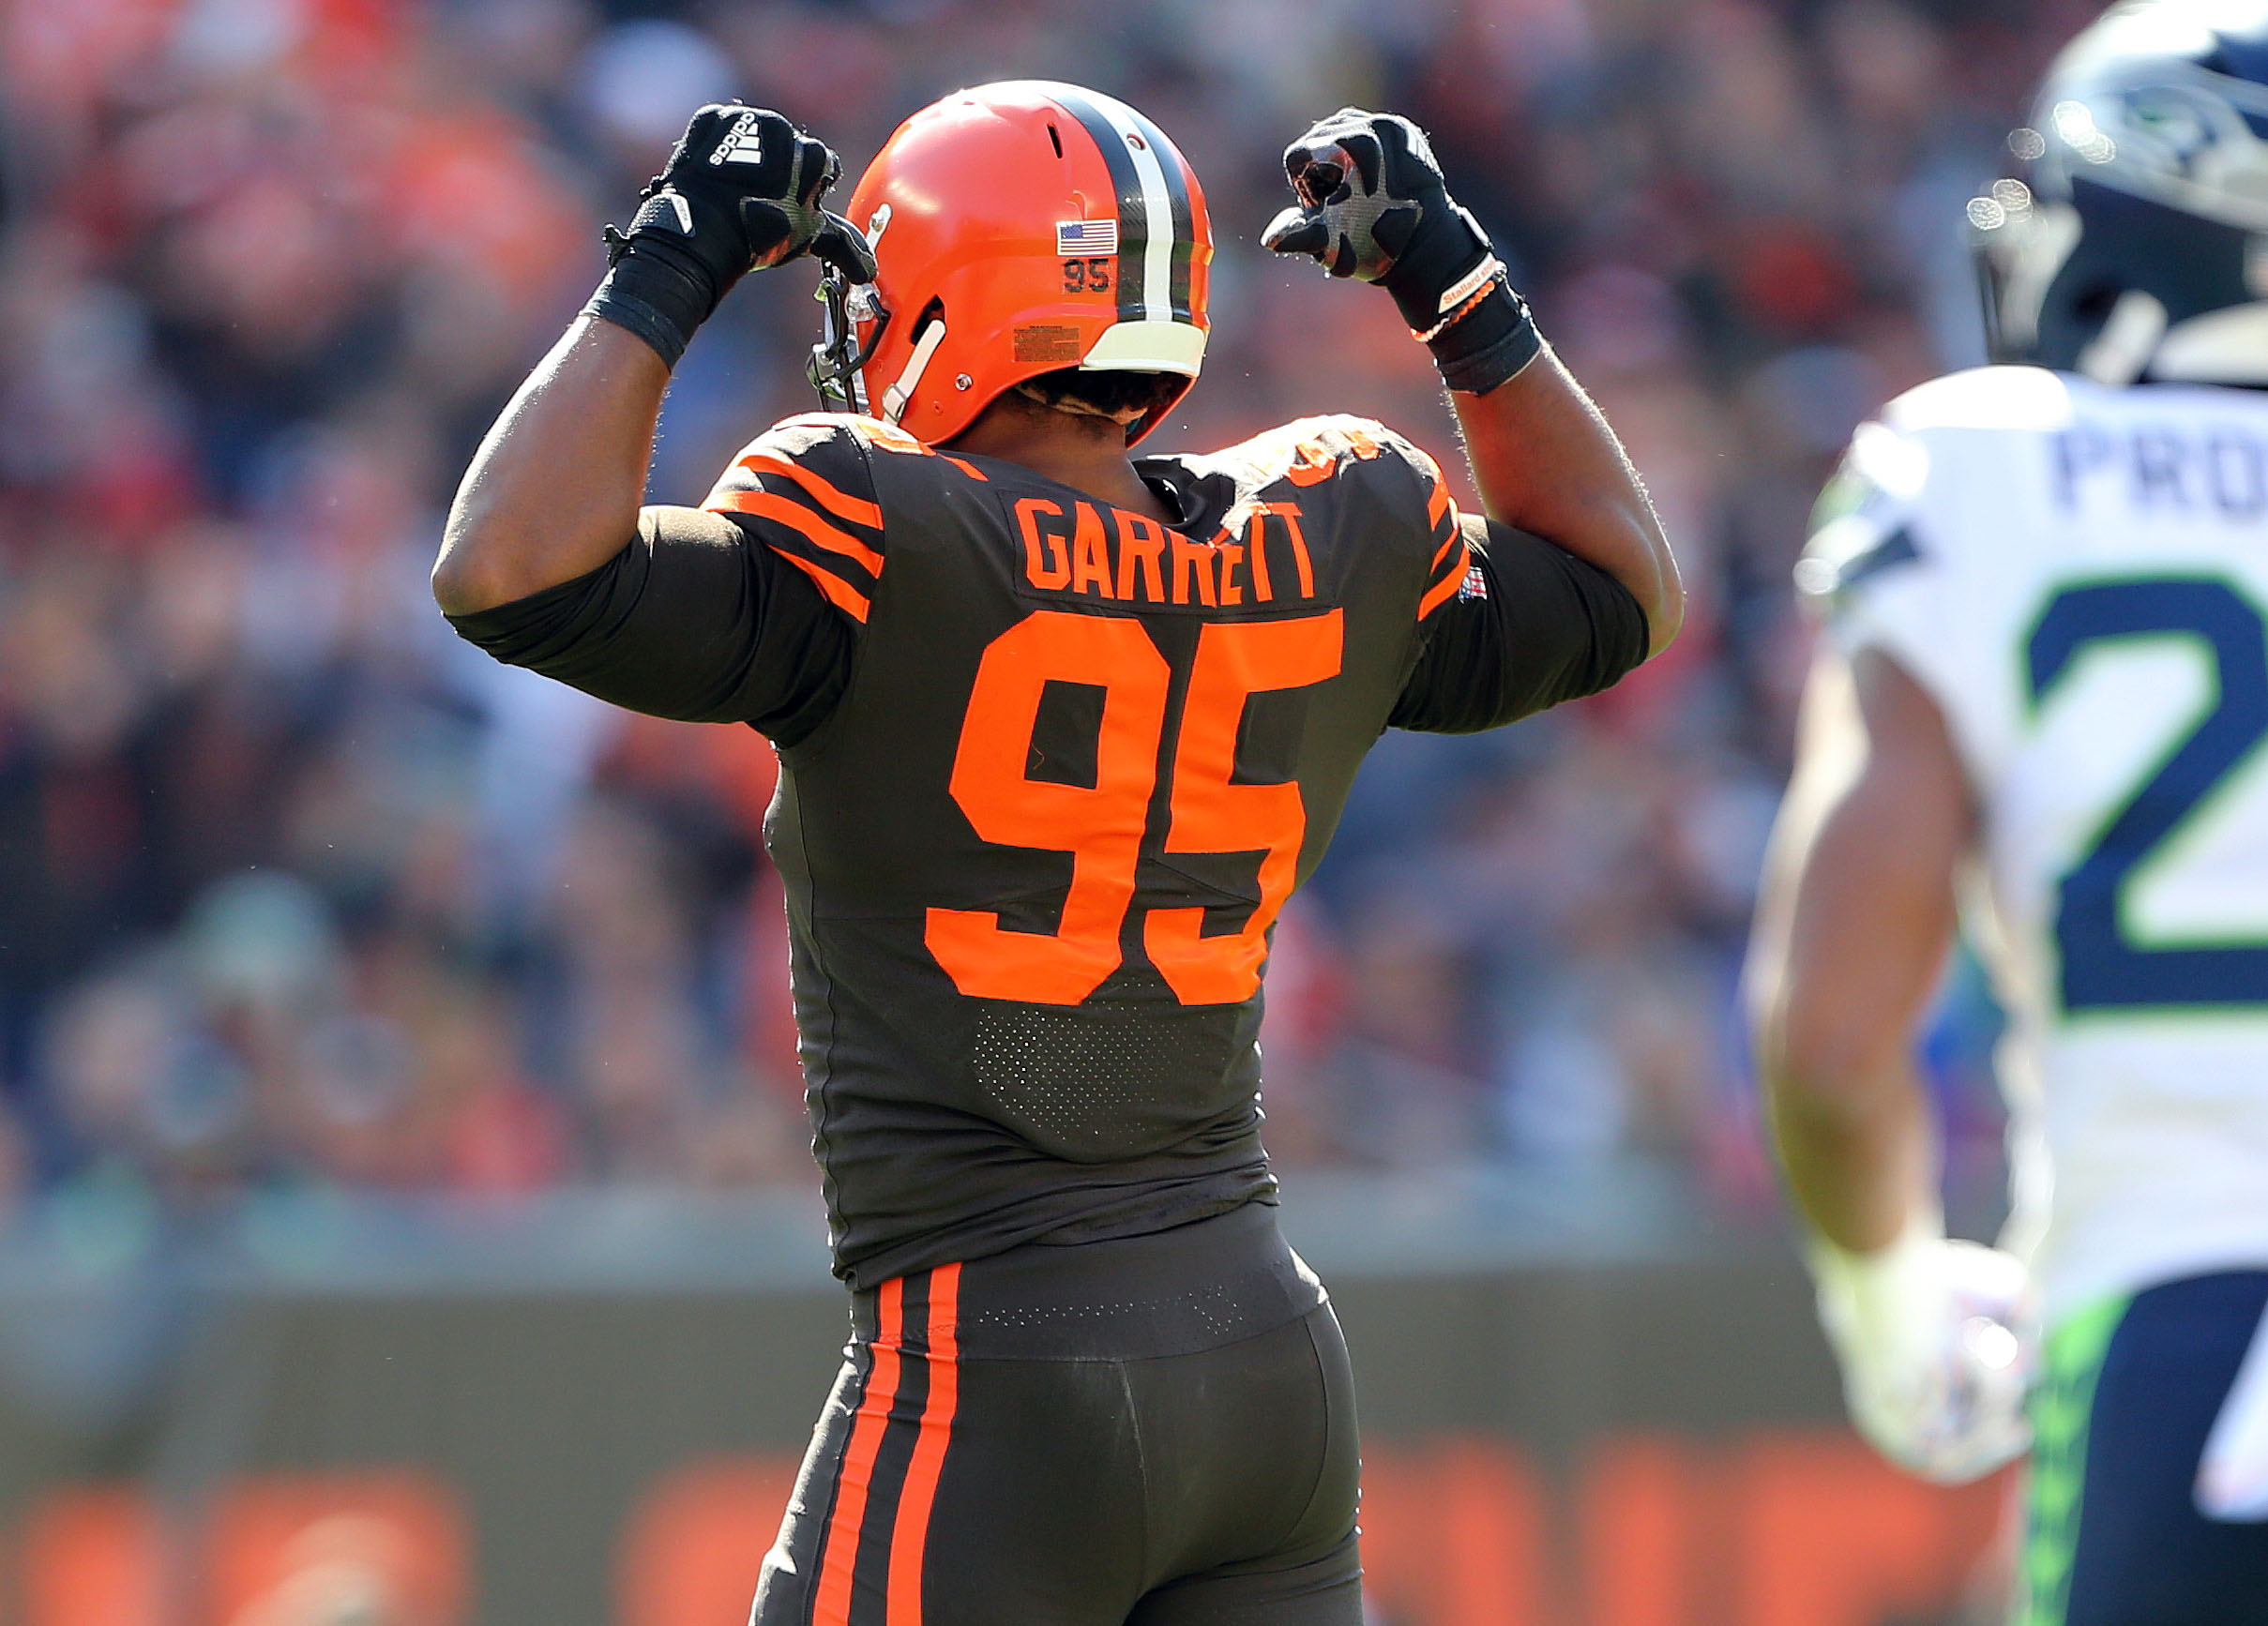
[809, 82, 1212, 447]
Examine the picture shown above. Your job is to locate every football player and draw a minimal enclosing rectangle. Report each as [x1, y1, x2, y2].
[434, 86, 1678, 1622]
[1747, 3, 2268, 1619]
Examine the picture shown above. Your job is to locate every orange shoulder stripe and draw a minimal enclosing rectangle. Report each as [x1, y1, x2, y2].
[1430, 519, 1461, 570]
[715, 489, 885, 576]
[739, 452, 884, 531]
[769, 545, 872, 624]
[1418, 536, 1470, 620]
[1425, 475, 1453, 529]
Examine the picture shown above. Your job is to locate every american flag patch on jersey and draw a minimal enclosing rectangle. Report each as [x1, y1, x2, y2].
[1056, 219, 1119, 255]
[1458, 563, 1489, 601]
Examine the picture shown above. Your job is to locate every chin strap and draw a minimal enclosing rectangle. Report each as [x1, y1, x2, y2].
[2077, 290, 2169, 385]
[882, 318, 948, 427]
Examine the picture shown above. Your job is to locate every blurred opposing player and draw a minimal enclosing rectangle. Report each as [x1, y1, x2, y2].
[431, 86, 1677, 1622]
[1748, 3, 2268, 1619]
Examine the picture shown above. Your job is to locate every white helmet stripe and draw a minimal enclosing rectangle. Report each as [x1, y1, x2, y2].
[1036, 83, 1179, 324]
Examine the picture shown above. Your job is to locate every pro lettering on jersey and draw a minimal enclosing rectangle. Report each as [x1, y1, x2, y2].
[2052, 419, 2268, 520]
[1006, 494, 1320, 611]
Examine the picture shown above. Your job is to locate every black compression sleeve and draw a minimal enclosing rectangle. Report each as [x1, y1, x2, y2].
[1389, 518, 1650, 733]
[445, 506, 853, 745]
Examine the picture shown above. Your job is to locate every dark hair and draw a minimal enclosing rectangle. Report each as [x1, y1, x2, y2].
[1016, 367, 1183, 420]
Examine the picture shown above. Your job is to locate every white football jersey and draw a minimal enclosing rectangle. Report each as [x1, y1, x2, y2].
[1807, 365, 2268, 1326]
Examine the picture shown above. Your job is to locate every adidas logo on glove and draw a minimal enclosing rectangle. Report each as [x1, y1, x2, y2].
[710, 110, 766, 167]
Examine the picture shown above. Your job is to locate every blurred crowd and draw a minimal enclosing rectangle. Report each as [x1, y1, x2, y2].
[0, 0, 2072, 1222]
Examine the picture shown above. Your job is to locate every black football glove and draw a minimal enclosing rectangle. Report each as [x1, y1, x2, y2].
[585, 105, 876, 369]
[1263, 109, 1540, 393]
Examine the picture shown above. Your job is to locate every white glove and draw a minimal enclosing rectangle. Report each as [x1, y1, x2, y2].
[1808, 1213, 2035, 1483]
[2199, 1299, 2268, 1521]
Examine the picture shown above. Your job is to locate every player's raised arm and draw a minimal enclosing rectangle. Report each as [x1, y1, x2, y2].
[431, 106, 873, 617]
[1263, 110, 1681, 655]
[1449, 354, 1679, 656]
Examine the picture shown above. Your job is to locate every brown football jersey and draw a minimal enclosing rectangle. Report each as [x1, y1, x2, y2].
[450, 410, 1645, 1287]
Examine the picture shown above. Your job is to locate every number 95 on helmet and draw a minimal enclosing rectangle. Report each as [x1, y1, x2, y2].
[809, 81, 1212, 448]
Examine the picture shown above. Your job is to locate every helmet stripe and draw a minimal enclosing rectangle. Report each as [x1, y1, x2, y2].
[1116, 105, 1197, 322]
[1042, 88, 1153, 323]
[1041, 85, 1189, 326]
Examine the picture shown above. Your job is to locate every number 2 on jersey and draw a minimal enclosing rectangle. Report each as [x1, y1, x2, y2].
[925, 608, 1344, 1007]
[2029, 576, 2268, 1011]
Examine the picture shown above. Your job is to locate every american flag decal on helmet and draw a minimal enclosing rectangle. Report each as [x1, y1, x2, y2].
[1056, 219, 1119, 255]
[1041, 85, 1198, 325]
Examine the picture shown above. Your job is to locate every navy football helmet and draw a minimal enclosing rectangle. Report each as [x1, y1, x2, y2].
[1974, 0, 2268, 384]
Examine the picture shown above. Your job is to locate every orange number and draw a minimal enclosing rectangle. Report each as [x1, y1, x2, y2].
[925, 611, 1171, 1005]
[1145, 611, 1343, 1004]
[927, 609, 1342, 1007]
